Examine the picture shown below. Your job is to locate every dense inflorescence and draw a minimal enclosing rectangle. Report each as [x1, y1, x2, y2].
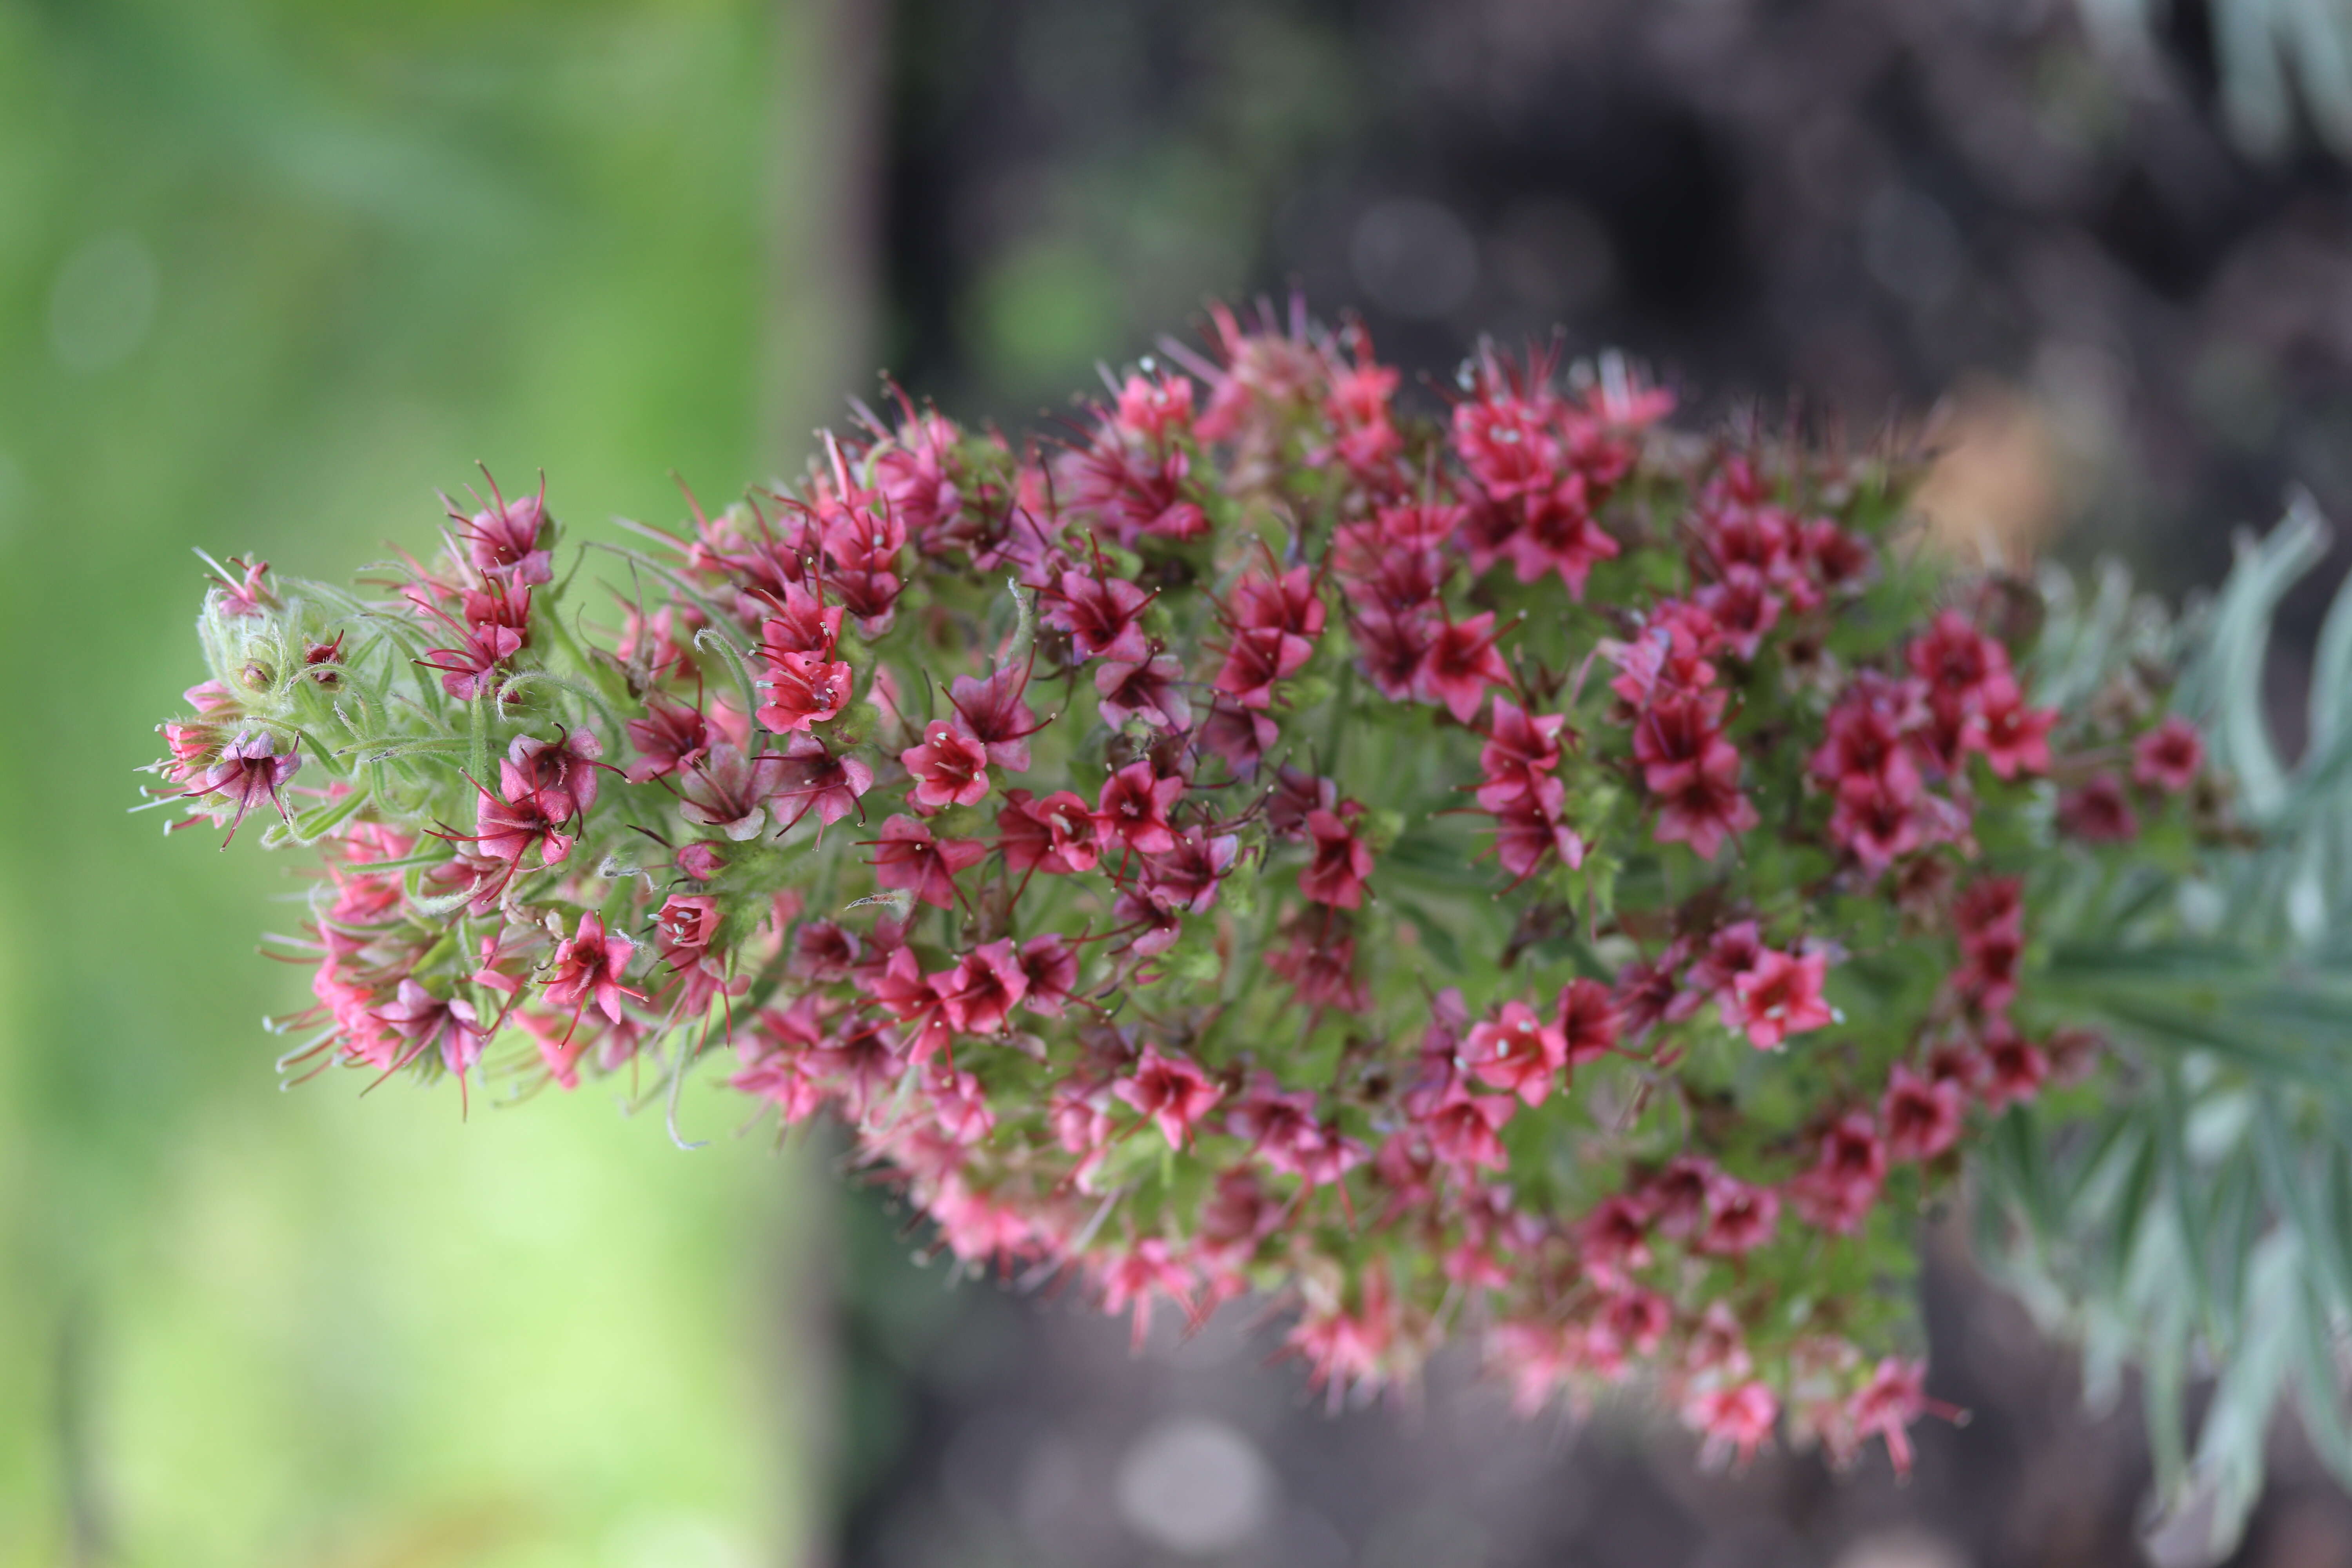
[148, 302, 2222, 1474]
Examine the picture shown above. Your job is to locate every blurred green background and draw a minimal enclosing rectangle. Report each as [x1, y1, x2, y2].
[0, 2, 869, 1562]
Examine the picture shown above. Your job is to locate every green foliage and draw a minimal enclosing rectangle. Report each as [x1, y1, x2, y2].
[1984, 498, 2352, 1563]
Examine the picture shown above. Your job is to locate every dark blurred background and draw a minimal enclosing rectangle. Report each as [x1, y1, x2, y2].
[9, 1, 2352, 1564]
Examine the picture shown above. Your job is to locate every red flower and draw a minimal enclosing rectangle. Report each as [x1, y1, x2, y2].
[768, 734, 875, 829]
[1015, 935, 1080, 1016]
[1555, 978, 1621, 1067]
[624, 695, 713, 782]
[900, 719, 992, 811]
[1475, 697, 1568, 811]
[1046, 570, 1152, 664]
[947, 668, 1044, 771]
[543, 912, 640, 1025]
[1698, 1179, 1779, 1256]
[375, 980, 486, 1077]
[938, 940, 1029, 1034]
[1880, 1065, 1962, 1162]
[1650, 746, 1758, 862]
[1298, 808, 1373, 909]
[419, 619, 523, 700]
[1141, 828, 1240, 915]
[1212, 624, 1313, 711]
[867, 814, 986, 908]
[472, 782, 572, 869]
[1788, 1114, 1886, 1234]
[181, 730, 303, 844]
[501, 728, 601, 824]
[1842, 1358, 1961, 1479]
[1686, 1381, 1780, 1471]
[459, 483, 553, 586]
[677, 745, 786, 841]
[1980, 1024, 2051, 1109]
[1095, 652, 1192, 731]
[1975, 674, 2058, 780]
[1414, 610, 1514, 723]
[756, 649, 855, 733]
[1693, 564, 1781, 661]
[1724, 947, 1834, 1049]
[998, 788, 1103, 875]
[1462, 1000, 1568, 1105]
[2056, 773, 2138, 842]
[1421, 1083, 1514, 1171]
[2132, 716, 2204, 793]
[1114, 1045, 1225, 1147]
[1229, 563, 1327, 641]
[1095, 761, 1183, 855]
[1112, 371, 1195, 443]
[1906, 609, 2009, 710]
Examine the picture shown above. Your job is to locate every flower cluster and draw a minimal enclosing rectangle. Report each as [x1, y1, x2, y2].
[149, 303, 2221, 1476]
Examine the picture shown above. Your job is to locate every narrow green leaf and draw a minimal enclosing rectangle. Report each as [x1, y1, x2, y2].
[2108, 1125, 2162, 1296]
[2292, 1278, 2352, 1491]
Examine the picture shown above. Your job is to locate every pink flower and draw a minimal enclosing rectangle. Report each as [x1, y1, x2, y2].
[1113, 371, 1195, 443]
[1698, 1178, 1780, 1256]
[1015, 935, 1080, 1017]
[1095, 761, 1184, 855]
[624, 695, 713, 782]
[501, 728, 602, 824]
[1229, 563, 1326, 640]
[677, 745, 786, 841]
[1046, 571, 1152, 664]
[208, 554, 278, 616]
[459, 482, 553, 585]
[867, 814, 986, 909]
[756, 649, 855, 733]
[947, 668, 1044, 771]
[1906, 610, 2009, 710]
[1686, 1381, 1779, 1470]
[654, 894, 721, 966]
[419, 618, 523, 700]
[900, 719, 991, 810]
[543, 913, 639, 1024]
[1555, 978, 1621, 1068]
[1789, 1114, 1886, 1234]
[1724, 947, 1833, 1049]
[471, 782, 572, 869]
[1114, 1045, 1225, 1147]
[1141, 828, 1239, 914]
[1475, 698, 1567, 811]
[1095, 652, 1192, 731]
[374, 980, 486, 1077]
[1421, 1084, 1514, 1170]
[1975, 674, 2058, 780]
[1880, 1065, 1963, 1162]
[2057, 773, 2138, 842]
[182, 730, 302, 843]
[1980, 1024, 2050, 1110]
[1298, 808, 1373, 909]
[1212, 624, 1313, 710]
[938, 940, 1028, 1034]
[1094, 1238, 1196, 1350]
[1843, 1357, 1961, 1478]
[768, 734, 874, 829]
[1489, 789, 1585, 880]
[1461, 1000, 1567, 1105]
[1414, 611, 1514, 723]
[998, 789, 1103, 874]
[760, 582, 845, 657]
[2133, 716, 2204, 793]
